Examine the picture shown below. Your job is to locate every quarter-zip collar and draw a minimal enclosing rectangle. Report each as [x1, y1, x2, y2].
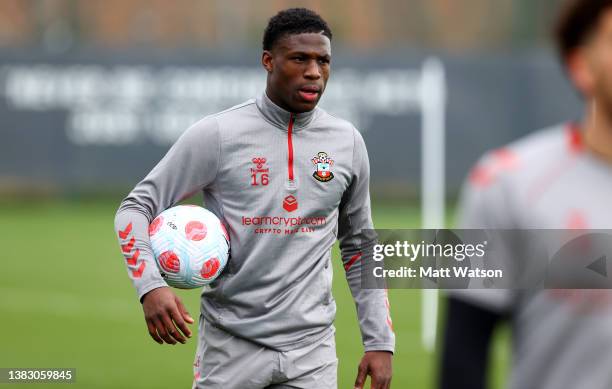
[256, 91, 317, 131]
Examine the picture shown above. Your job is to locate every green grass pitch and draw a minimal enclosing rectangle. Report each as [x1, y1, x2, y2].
[0, 199, 508, 388]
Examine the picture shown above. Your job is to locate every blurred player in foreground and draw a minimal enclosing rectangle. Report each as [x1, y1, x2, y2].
[114, 8, 394, 389]
[440, 1, 612, 388]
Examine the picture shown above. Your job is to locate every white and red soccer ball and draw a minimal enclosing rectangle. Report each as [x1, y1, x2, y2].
[149, 205, 230, 289]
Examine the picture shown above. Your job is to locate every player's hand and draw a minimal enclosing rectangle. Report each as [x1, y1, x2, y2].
[141, 286, 195, 345]
[354, 351, 393, 389]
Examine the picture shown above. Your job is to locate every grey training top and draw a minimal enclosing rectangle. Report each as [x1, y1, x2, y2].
[114, 92, 395, 353]
[454, 124, 612, 389]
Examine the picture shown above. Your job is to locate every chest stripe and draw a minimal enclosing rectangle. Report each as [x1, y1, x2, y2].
[287, 113, 295, 181]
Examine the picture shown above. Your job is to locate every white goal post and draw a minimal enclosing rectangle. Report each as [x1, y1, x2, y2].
[419, 58, 447, 353]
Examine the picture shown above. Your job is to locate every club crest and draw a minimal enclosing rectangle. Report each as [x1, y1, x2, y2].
[312, 152, 334, 182]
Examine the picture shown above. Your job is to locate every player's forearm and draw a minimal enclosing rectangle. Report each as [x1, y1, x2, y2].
[342, 240, 395, 353]
[352, 287, 395, 353]
[114, 204, 167, 302]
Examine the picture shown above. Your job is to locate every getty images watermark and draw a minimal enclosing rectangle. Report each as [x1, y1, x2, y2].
[360, 229, 612, 290]
[373, 238, 493, 278]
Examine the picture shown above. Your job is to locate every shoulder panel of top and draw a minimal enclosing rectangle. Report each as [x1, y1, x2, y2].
[209, 99, 258, 120]
[315, 108, 360, 135]
[504, 124, 569, 163]
[467, 124, 569, 190]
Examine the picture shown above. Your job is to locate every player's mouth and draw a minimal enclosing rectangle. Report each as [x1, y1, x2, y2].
[297, 85, 321, 103]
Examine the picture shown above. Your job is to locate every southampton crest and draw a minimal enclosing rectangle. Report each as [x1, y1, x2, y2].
[311, 152, 334, 182]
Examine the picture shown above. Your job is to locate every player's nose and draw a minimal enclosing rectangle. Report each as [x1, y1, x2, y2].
[304, 60, 321, 79]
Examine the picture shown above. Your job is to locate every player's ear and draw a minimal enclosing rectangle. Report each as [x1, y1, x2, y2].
[566, 47, 595, 97]
[262, 51, 273, 73]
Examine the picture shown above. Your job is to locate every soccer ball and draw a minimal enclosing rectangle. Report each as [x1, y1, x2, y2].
[148, 205, 230, 289]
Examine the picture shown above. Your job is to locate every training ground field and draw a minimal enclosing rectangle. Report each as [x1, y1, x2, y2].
[0, 199, 507, 388]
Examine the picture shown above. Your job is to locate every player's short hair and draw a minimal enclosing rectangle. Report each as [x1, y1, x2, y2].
[262, 8, 332, 51]
[555, 0, 612, 62]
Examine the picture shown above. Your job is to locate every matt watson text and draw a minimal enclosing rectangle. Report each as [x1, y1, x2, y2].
[373, 266, 503, 279]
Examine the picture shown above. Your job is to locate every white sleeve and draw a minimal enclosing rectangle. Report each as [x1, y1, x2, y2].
[113, 117, 221, 301]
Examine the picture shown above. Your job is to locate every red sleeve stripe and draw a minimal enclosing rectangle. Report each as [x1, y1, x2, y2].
[121, 236, 136, 253]
[344, 252, 362, 271]
[131, 261, 146, 278]
[384, 289, 394, 332]
[126, 248, 140, 266]
[118, 222, 132, 240]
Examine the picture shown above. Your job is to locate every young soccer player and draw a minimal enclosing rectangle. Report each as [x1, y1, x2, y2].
[440, 1, 612, 388]
[114, 8, 394, 389]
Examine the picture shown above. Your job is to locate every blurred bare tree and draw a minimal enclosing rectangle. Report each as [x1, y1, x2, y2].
[0, 0, 565, 51]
